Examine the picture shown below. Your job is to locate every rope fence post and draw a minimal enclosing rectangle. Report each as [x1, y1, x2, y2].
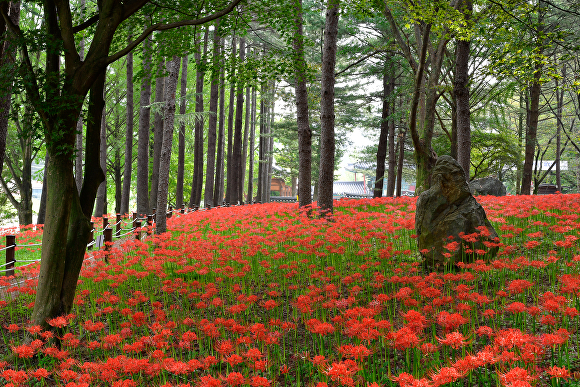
[152, 208, 156, 222]
[88, 222, 94, 251]
[104, 227, 112, 263]
[134, 220, 141, 241]
[147, 215, 153, 237]
[116, 214, 121, 237]
[167, 206, 173, 219]
[102, 217, 108, 230]
[5, 235, 15, 277]
[181, 204, 185, 214]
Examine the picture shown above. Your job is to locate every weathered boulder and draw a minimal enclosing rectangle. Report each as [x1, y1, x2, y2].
[415, 156, 499, 271]
[469, 177, 506, 196]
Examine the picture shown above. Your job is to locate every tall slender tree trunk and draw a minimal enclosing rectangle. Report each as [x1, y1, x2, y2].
[156, 56, 181, 234]
[396, 127, 406, 197]
[266, 83, 275, 203]
[247, 86, 256, 202]
[37, 153, 49, 224]
[225, 37, 237, 204]
[516, 91, 524, 194]
[455, 0, 472, 180]
[176, 54, 188, 209]
[214, 42, 226, 206]
[386, 92, 397, 198]
[93, 105, 107, 217]
[150, 60, 166, 211]
[241, 84, 251, 201]
[374, 67, 392, 198]
[121, 48, 134, 215]
[0, 1, 20, 177]
[257, 83, 265, 202]
[75, 1, 85, 193]
[137, 36, 153, 216]
[205, 21, 221, 207]
[318, 0, 340, 216]
[294, 0, 313, 209]
[114, 144, 122, 214]
[556, 63, 564, 191]
[231, 37, 246, 204]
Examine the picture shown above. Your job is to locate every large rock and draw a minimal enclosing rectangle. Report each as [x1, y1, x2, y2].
[415, 156, 499, 271]
[469, 177, 506, 196]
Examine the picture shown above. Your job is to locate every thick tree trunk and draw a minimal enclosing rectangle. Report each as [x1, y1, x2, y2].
[0, 1, 20, 177]
[156, 56, 181, 234]
[120, 48, 134, 215]
[374, 68, 392, 198]
[231, 37, 245, 204]
[247, 86, 256, 202]
[214, 42, 226, 206]
[521, 72, 542, 195]
[225, 37, 237, 204]
[176, 55, 188, 209]
[93, 106, 107, 217]
[318, 0, 340, 216]
[137, 36, 153, 216]
[150, 60, 166, 212]
[455, 0, 471, 180]
[294, 0, 313, 209]
[205, 21, 221, 207]
[190, 28, 209, 207]
[74, 0, 85, 193]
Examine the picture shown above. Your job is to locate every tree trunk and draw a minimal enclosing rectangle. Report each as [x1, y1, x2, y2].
[176, 54, 188, 209]
[225, 37, 237, 204]
[120, 48, 134, 215]
[214, 40, 226, 206]
[37, 154, 49, 225]
[455, 0, 472, 180]
[318, 0, 340, 216]
[205, 21, 221, 208]
[0, 1, 20, 177]
[515, 91, 524, 194]
[396, 127, 406, 197]
[241, 84, 251, 202]
[190, 28, 209, 207]
[150, 60, 166, 212]
[93, 105, 107, 217]
[156, 56, 181, 234]
[386, 97, 396, 197]
[74, 0, 85, 193]
[374, 68, 392, 198]
[266, 84, 275, 203]
[231, 37, 246, 204]
[294, 0, 313, 209]
[137, 36, 153, 216]
[114, 145, 122, 214]
[556, 63, 564, 191]
[247, 86, 256, 202]
[257, 83, 265, 202]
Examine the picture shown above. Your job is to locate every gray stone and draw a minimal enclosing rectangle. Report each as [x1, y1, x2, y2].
[469, 177, 506, 196]
[415, 156, 499, 271]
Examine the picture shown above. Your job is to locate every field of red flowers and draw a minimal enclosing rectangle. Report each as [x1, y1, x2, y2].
[1, 194, 580, 387]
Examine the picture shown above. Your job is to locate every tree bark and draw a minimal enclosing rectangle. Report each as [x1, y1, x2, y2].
[318, 0, 340, 216]
[555, 62, 564, 191]
[93, 103, 107, 217]
[455, 0, 472, 180]
[241, 84, 250, 202]
[386, 95, 397, 197]
[156, 56, 181, 234]
[257, 83, 265, 202]
[396, 127, 406, 197]
[190, 28, 209, 207]
[266, 83, 275, 203]
[205, 21, 221, 207]
[37, 154, 49, 225]
[231, 37, 245, 204]
[120, 48, 134, 215]
[225, 37, 237, 204]
[294, 0, 313, 209]
[214, 39, 227, 205]
[247, 86, 256, 202]
[137, 36, 153, 216]
[176, 54, 188, 209]
[0, 1, 20, 177]
[150, 59, 166, 212]
[374, 67, 392, 198]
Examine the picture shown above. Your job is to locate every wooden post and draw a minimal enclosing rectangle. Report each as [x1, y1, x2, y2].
[116, 214, 121, 237]
[88, 222, 94, 251]
[103, 228, 112, 263]
[147, 215, 153, 236]
[102, 217, 108, 230]
[181, 204, 185, 214]
[152, 208, 156, 222]
[167, 209, 172, 219]
[134, 221, 142, 240]
[5, 235, 15, 277]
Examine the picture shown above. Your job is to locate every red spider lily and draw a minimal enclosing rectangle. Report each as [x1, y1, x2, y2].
[223, 371, 246, 386]
[436, 332, 470, 349]
[545, 366, 571, 380]
[498, 367, 536, 386]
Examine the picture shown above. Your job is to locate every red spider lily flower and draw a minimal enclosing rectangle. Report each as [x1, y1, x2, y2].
[1, 369, 29, 385]
[436, 311, 468, 332]
[420, 342, 439, 355]
[249, 376, 270, 387]
[226, 354, 244, 367]
[389, 326, 421, 350]
[498, 367, 536, 386]
[545, 366, 571, 381]
[30, 368, 50, 379]
[197, 375, 221, 387]
[505, 302, 527, 314]
[279, 364, 289, 374]
[323, 359, 359, 385]
[402, 310, 427, 332]
[5, 324, 19, 332]
[47, 316, 69, 328]
[11, 344, 35, 358]
[429, 367, 464, 386]
[310, 355, 327, 367]
[215, 340, 235, 356]
[437, 332, 470, 349]
[26, 325, 42, 335]
[390, 372, 415, 387]
[223, 371, 246, 386]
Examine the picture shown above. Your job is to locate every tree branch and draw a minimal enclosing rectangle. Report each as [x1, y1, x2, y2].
[335, 50, 383, 77]
[72, 14, 99, 33]
[105, 0, 242, 65]
[382, 4, 417, 73]
[0, 174, 19, 208]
